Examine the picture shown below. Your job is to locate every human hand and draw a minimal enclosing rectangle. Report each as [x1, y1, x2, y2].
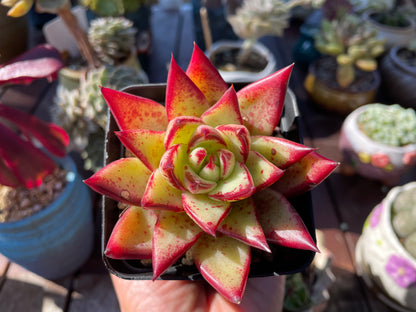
[111, 274, 285, 312]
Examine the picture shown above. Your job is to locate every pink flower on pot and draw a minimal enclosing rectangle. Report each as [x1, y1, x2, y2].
[403, 151, 416, 166]
[385, 254, 416, 288]
[371, 152, 390, 168]
[370, 203, 383, 228]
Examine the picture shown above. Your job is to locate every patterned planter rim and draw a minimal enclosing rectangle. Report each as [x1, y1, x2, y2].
[344, 104, 416, 154]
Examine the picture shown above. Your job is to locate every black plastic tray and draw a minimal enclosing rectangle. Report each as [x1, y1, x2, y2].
[102, 83, 316, 280]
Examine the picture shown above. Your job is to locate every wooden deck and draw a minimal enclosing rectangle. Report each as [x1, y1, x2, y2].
[1, 3, 415, 311]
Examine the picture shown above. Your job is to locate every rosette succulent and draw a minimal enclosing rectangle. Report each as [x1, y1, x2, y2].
[85, 43, 338, 303]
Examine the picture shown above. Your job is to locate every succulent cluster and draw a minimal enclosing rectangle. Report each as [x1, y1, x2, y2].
[88, 17, 137, 66]
[392, 187, 416, 258]
[80, 0, 150, 17]
[357, 104, 416, 147]
[85, 43, 338, 303]
[314, 12, 385, 88]
[53, 65, 148, 171]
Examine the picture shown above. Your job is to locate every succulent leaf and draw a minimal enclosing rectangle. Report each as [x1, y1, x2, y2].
[164, 116, 204, 149]
[182, 192, 232, 235]
[166, 56, 210, 120]
[254, 188, 319, 252]
[141, 168, 184, 212]
[245, 151, 284, 191]
[251, 136, 315, 169]
[185, 43, 229, 106]
[101, 87, 168, 131]
[271, 152, 339, 197]
[219, 197, 270, 252]
[192, 233, 251, 304]
[216, 124, 251, 163]
[200, 86, 243, 127]
[105, 206, 157, 259]
[84, 158, 151, 206]
[208, 161, 255, 201]
[236, 64, 293, 136]
[152, 211, 203, 279]
[159, 144, 187, 191]
[116, 130, 165, 171]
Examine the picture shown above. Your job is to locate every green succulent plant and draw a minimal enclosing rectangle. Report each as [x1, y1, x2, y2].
[52, 65, 148, 171]
[357, 104, 416, 147]
[226, 0, 323, 64]
[392, 186, 416, 258]
[88, 16, 137, 66]
[314, 12, 386, 88]
[79, 0, 150, 17]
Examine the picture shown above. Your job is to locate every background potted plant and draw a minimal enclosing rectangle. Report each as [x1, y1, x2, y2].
[355, 181, 416, 311]
[380, 40, 416, 109]
[339, 103, 416, 185]
[362, 0, 416, 50]
[205, 0, 320, 83]
[0, 44, 94, 279]
[304, 1, 386, 114]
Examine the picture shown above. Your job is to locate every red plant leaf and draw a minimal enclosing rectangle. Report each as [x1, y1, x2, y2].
[0, 44, 63, 86]
[0, 103, 69, 157]
[0, 123, 56, 188]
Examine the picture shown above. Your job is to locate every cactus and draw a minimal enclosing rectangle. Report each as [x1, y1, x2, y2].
[88, 16, 137, 66]
[52, 65, 148, 171]
[314, 12, 385, 88]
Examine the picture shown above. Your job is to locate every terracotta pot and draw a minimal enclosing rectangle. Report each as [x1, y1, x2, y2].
[304, 58, 381, 115]
[356, 182, 416, 311]
[380, 46, 416, 109]
[102, 83, 316, 280]
[363, 11, 416, 50]
[339, 104, 416, 185]
[206, 40, 277, 83]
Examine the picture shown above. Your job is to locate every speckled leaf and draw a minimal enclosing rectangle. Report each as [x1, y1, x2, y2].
[245, 151, 284, 191]
[152, 211, 203, 279]
[251, 136, 314, 169]
[116, 129, 165, 171]
[166, 56, 210, 120]
[254, 188, 318, 252]
[105, 206, 157, 259]
[101, 87, 168, 131]
[219, 197, 270, 252]
[182, 192, 231, 235]
[186, 43, 229, 105]
[164, 116, 203, 149]
[192, 233, 251, 304]
[84, 157, 151, 206]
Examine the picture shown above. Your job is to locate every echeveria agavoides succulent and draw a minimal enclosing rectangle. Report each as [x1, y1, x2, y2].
[84, 43, 338, 303]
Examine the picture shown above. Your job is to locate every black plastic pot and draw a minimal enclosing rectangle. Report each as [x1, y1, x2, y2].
[102, 83, 316, 280]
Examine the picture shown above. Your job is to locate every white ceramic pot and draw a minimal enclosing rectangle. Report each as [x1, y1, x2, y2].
[206, 40, 277, 83]
[355, 182, 416, 311]
[363, 11, 416, 50]
[339, 104, 416, 185]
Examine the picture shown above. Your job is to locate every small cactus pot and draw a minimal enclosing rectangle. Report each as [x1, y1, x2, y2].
[355, 182, 416, 311]
[339, 105, 416, 185]
[0, 156, 94, 279]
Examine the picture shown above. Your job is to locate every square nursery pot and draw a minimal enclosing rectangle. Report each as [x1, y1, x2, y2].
[102, 83, 316, 280]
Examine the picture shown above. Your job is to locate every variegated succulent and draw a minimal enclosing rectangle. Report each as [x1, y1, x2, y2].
[84, 43, 338, 303]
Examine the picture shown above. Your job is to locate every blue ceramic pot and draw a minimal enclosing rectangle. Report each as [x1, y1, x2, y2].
[0, 156, 94, 279]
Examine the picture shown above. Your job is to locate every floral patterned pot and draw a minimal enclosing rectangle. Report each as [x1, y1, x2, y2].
[355, 182, 416, 311]
[339, 105, 416, 185]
